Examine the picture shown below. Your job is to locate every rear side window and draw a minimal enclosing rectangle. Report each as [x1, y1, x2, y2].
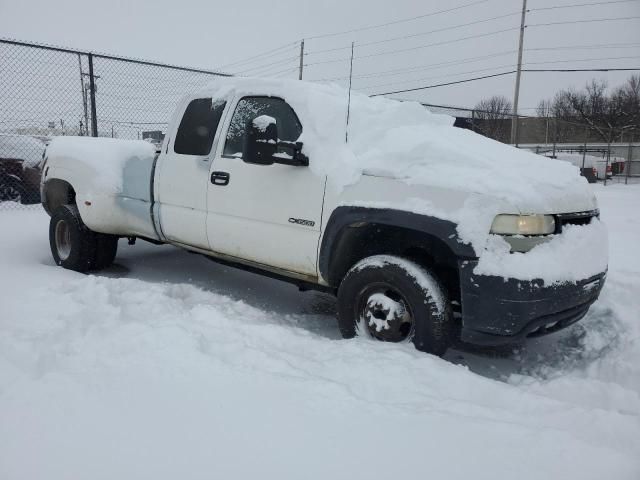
[223, 96, 302, 157]
[174, 98, 226, 155]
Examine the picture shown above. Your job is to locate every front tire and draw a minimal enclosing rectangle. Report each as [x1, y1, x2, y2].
[337, 255, 453, 356]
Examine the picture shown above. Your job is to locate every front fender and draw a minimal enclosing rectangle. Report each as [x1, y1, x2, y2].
[318, 206, 475, 285]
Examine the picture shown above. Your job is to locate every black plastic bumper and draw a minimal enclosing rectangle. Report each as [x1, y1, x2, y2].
[458, 260, 606, 346]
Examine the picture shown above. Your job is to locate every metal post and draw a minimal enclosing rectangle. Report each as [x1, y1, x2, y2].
[78, 54, 89, 136]
[510, 0, 527, 146]
[544, 117, 549, 145]
[552, 120, 557, 158]
[581, 128, 588, 172]
[471, 110, 476, 132]
[298, 39, 305, 80]
[604, 142, 611, 186]
[88, 53, 98, 137]
[626, 137, 633, 185]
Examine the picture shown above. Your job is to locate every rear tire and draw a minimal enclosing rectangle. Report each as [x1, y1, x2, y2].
[49, 204, 97, 272]
[337, 255, 453, 356]
[92, 234, 118, 270]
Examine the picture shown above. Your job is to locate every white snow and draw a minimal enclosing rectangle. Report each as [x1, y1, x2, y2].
[474, 218, 609, 283]
[252, 114, 276, 132]
[1, 184, 638, 479]
[363, 293, 405, 332]
[351, 254, 445, 314]
[46, 136, 156, 195]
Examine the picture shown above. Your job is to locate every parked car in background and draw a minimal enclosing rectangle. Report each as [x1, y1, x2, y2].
[0, 134, 46, 204]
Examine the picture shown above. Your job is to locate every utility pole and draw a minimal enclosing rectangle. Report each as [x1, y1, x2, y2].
[510, 0, 527, 146]
[298, 39, 305, 80]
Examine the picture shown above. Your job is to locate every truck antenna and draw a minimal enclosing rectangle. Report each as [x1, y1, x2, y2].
[345, 41, 355, 143]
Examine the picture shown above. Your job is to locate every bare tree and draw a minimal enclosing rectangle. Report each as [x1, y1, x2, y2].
[473, 96, 512, 142]
[552, 77, 640, 144]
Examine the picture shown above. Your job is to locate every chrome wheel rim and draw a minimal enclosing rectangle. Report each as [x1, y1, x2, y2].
[55, 219, 72, 261]
[356, 283, 414, 342]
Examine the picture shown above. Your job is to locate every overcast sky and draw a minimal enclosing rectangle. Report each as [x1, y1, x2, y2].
[1, 0, 639, 112]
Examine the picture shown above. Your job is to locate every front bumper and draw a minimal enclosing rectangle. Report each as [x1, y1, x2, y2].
[459, 260, 606, 346]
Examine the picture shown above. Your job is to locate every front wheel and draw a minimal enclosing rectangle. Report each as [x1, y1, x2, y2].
[337, 255, 453, 356]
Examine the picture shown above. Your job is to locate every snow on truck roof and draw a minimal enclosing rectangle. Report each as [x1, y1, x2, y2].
[197, 77, 592, 211]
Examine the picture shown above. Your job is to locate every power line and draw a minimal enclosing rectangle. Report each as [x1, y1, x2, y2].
[216, 42, 298, 70]
[234, 55, 299, 75]
[370, 67, 640, 96]
[358, 56, 640, 90]
[523, 67, 640, 72]
[358, 65, 515, 90]
[526, 42, 640, 52]
[306, 0, 491, 40]
[526, 55, 640, 66]
[269, 66, 301, 78]
[305, 27, 519, 67]
[529, 16, 640, 28]
[239, 60, 300, 77]
[530, 0, 640, 12]
[310, 50, 517, 82]
[370, 71, 517, 96]
[305, 11, 520, 55]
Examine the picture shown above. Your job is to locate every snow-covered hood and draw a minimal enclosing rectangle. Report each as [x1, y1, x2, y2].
[199, 77, 596, 215]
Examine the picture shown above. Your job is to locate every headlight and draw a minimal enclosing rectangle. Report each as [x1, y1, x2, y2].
[490, 214, 555, 235]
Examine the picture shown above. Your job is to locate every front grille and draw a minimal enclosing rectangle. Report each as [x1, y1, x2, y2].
[554, 210, 598, 233]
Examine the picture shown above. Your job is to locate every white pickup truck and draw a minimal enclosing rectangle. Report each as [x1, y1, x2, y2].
[41, 78, 608, 355]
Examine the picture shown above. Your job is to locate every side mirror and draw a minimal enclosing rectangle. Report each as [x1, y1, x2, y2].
[242, 115, 277, 165]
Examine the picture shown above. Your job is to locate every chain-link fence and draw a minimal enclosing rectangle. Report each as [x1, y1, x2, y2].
[0, 38, 228, 209]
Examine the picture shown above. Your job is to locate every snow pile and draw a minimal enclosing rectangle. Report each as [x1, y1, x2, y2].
[475, 219, 608, 282]
[252, 114, 276, 132]
[351, 254, 445, 314]
[0, 184, 639, 479]
[46, 137, 156, 196]
[201, 78, 594, 213]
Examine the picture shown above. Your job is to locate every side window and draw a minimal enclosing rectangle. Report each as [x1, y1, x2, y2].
[223, 96, 302, 157]
[174, 98, 226, 156]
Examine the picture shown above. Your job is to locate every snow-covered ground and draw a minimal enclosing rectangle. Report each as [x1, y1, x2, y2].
[1, 184, 639, 480]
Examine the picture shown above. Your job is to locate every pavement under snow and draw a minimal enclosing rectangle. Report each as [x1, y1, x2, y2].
[1, 183, 639, 479]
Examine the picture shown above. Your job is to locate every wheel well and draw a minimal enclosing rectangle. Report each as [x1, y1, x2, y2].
[327, 223, 461, 302]
[43, 179, 76, 215]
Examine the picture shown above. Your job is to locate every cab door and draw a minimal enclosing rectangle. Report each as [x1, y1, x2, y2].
[206, 95, 326, 276]
[155, 97, 227, 249]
